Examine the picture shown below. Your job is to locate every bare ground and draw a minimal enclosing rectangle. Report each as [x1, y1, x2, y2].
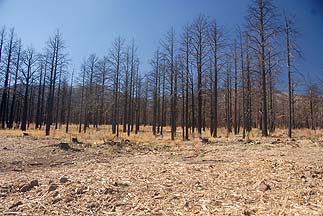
[1, 135, 323, 215]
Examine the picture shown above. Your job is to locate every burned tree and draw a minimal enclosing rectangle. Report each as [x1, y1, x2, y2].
[110, 37, 124, 136]
[8, 40, 22, 129]
[285, 16, 301, 137]
[208, 20, 224, 137]
[65, 69, 74, 133]
[20, 47, 38, 131]
[45, 30, 67, 136]
[247, 0, 278, 136]
[162, 28, 177, 140]
[191, 15, 209, 136]
[0, 28, 15, 128]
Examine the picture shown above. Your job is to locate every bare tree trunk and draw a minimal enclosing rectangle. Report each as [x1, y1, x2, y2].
[0, 29, 14, 128]
[152, 50, 159, 136]
[240, 32, 246, 139]
[39, 55, 48, 129]
[46, 31, 65, 136]
[127, 46, 135, 136]
[181, 62, 185, 140]
[202, 77, 206, 132]
[55, 66, 62, 130]
[123, 50, 129, 133]
[0, 28, 5, 126]
[79, 63, 86, 133]
[268, 49, 275, 134]
[35, 62, 44, 129]
[234, 41, 238, 134]
[27, 85, 34, 129]
[286, 19, 292, 138]
[21, 48, 36, 131]
[8, 40, 21, 129]
[245, 33, 252, 134]
[66, 70, 73, 133]
[160, 57, 166, 136]
[135, 67, 141, 134]
[260, 4, 268, 136]
[191, 70, 195, 134]
[209, 21, 222, 138]
[192, 15, 208, 136]
[111, 37, 123, 136]
[143, 79, 148, 126]
[225, 58, 232, 135]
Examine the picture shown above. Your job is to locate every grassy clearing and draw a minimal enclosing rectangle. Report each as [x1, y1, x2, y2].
[1, 124, 322, 152]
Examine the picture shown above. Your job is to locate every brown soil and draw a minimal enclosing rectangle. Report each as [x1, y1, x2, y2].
[1, 135, 323, 215]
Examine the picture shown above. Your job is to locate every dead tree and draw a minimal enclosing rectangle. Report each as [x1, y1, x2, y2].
[79, 61, 86, 133]
[98, 57, 108, 126]
[21, 47, 38, 131]
[162, 28, 177, 140]
[8, 39, 21, 129]
[35, 56, 45, 129]
[245, 33, 252, 133]
[0, 27, 5, 73]
[110, 37, 124, 136]
[180, 58, 186, 140]
[152, 49, 159, 136]
[225, 54, 232, 135]
[122, 48, 130, 133]
[142, 78, 149, 126]
[239, 31, 246, 138]
[39, 54, 49, 129]
[233, 40, 238, 134]
[285, 16, 301, 137]
[208, 20, 225, 137]
[191, 15, 209, 136]
[0, 27, 5, 92]
[180, 25, 192, 140]
[54, 64, 63, 130]
[135, 65, 141, 134]
[83, 54, 98, 132]
[65, 68, 74, 133]
[45, 30, 66, 136]
[247, 0, 278, 136]
[267, 47, 275, 133]
[160, 55, 166, 136]
[0, 28, 15, 128]
[127, 42, 137, 136]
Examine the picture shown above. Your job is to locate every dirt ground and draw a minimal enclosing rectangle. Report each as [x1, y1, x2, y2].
[1, 131, 323, 215]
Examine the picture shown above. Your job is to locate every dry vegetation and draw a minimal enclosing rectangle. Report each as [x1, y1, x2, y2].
[1, 126, 323, 215]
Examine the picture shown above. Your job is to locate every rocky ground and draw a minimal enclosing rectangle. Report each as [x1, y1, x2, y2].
[1, 134, 323, 215]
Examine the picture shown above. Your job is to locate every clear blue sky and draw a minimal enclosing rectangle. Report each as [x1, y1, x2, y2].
[0, 0, 322, 90]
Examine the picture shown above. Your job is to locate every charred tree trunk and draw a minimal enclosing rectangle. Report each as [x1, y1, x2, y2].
[66, 70, 73, 133]
[35, 62, 44, 129]
[79, 63, 86, 133]
[8, 40, 21, 129]
[233, 41, 238, 135]
[0, 29, 14, 128]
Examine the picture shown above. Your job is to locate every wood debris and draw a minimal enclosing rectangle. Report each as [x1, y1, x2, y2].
[1, 135, 323, 215]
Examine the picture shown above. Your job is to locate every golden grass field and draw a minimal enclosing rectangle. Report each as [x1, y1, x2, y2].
[2, 124, 323, 145]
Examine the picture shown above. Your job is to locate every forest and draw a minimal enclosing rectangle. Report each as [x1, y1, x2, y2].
[1, 0, 323, 215]
[0, 1, 322, 140]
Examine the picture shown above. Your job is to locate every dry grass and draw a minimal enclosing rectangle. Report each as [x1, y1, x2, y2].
[2, 124, 323, 144]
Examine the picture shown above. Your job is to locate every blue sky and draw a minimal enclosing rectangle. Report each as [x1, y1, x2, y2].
[0, 0, 322, 91]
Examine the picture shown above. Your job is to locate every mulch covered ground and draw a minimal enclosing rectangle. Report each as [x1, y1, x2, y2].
[1, 135, 323, 215]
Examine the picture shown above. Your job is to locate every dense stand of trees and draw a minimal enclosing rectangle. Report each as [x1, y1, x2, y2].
[0, 0, 322, 139]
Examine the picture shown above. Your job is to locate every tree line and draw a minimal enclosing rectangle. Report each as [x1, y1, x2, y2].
[0, 0, 322, 139]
